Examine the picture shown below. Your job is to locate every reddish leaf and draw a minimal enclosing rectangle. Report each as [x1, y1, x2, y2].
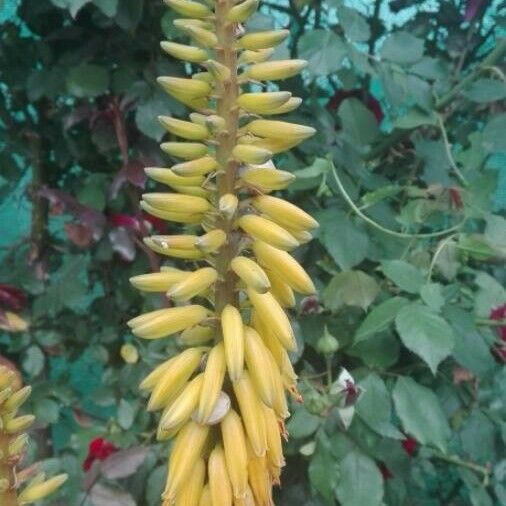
[0, 284, 27, 311]
[89, 483, 135, 506]
[109, 160, 147, 200]
[464, 0, 485, 21]
[108, 228, 136, 261]
[64, 223, 93, 248]
[100, 447, 148, 480]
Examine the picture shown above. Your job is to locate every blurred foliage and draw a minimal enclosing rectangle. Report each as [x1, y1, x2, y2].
[1, 0, 506, 504]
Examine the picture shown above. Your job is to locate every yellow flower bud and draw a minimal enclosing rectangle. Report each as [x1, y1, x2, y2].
[160, 41, 209, 63]
[241, 165, 295, 191]
[238, 30, 289, 50]
[195, 229, 227, 253]
[205, 59, 231, 81]
[237, 214, 298, 251]
[120, 343, 139, 364]
[164, 0, 212, 18]
[180, 325, 215, 346]
[232, 144, 272, 164]
[263, 96, 302, 115]
[175, 458, 205, 506]
[160, 141, 209, 160]
[247, 119, 315, 140]
[171, 156, 218, 176]
[265, 268, 296, 308]
[246, 59, 307, 81]
[238, 48, 274, 65]
[18, 474, 68, 505]
[166, 267, 218, 302]
[158, 116, 210, 141]
[208, 445, 233, 506]
[2, 385, 31, 413]
[142, 193, 211, 214]
[5, 414, 35, 434]
[221, 305, 244, 382]
[227, 0, 259, 22]
[157, 76, 211, 99]
[230, 256, 270, 293]
[219, 193, 238, 218]
[237, 91, 291, 114]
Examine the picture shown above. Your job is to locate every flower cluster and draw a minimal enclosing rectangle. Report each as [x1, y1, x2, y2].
[0, 365, 67, 505]
[128, 0, 317, 503]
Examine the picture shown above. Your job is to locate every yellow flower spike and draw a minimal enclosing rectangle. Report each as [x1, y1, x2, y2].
[0, 366, 14, 390]
[159, 374, 204, 430]
[230, 256, 270, 293]
[237, 91, 291, 114]
[175, 458, 205, 506]
[0, 312, 29, 333]
[157, 76, 211, 99]
[254, 195, 318, 230]
[243, 327, 275, 406]
[0, 387, 13, 407]
[128, 305, 209, 339]
[232, 144, 272, 164]
[129, 0, 319, 501]
[227, 0, 259, 22]
[221, 410, 248, 498]
[130, 270, 188, 292]
[166, 267, 218, 302]
[219, 193, 238, 219]
[208, 445, 233, 506]
[158, 116, 210, 141]
[164, 421, 210, 501]
[237, 214, 299, 251]
[180, 325, 215, 346]
[145, 167, 205, 187]
[247, 120, 316, 140]
[2, 385, 31, 413]
[171, 156, 218, 177]
[160, 41, 209, 63]
[164, 0, 212, 18]
[241, 165, 295, 191]
[196, 342, 226, 422]
[160, 141, 209, 160]
[221, 305, 245, 382]
[247, 289, 296, 351]
[5, 415, 35, 434]
[253, 240, 316, 294]
[233, 372, 267, 457]
[238, 48, 274, 65]
[238, 30, 290, 50]
[18, 474, 68, 505]
[265, 269, 296, 308]
[148, 348, 207, 411]
[198, 484, 212, 506]
[246, 59, 307, 81]
[195, 229, 227, 253]
[142, 193, 211, 214]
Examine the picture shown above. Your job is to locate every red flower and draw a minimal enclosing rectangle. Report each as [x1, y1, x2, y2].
[401, 436, 418, 457]
[378, 462, 393, 480]
[0, 284, 27, 312]
[83, 437, 118, 471]
[490, 304, 506, 364]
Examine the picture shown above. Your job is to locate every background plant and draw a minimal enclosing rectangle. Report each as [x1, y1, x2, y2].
[0, 0, 505, 505]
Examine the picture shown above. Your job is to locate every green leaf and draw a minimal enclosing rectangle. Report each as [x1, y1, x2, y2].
[93, 0, 118, 16]
[337, 5, 370, 42]
[323, 270, 380, 312]
[23, 346, 45, 376]
[354, 297, 409, 343]
[316, 208, 369, 270]
[115, 0, 144, 31]
[299, 29, 346, 76]
[34, 398, 60, 424]
[286, 407, 321, 439]
[393, 107, 437, 129]
[463, 78, 506, 103]
[335, 451, 384, 506]
[51, 0, 90, 17]
[393, 376, 451, 452]
[66, 64, 109, 98]
[117, 399, 135, 429]
[309, 444, 339, 502]
[381, 260, 425, 294]
[420, 283, 445, 312]
[380, 32, 424, 65]
[482, 113, 506, 153]
[291, 158, 330, 191]
[395, 303, 455, 373]
[356, 373, 403, 439]
[338, 98, 380, 145]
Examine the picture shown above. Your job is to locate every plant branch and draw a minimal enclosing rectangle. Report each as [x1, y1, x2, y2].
[432, 452, 491, 486]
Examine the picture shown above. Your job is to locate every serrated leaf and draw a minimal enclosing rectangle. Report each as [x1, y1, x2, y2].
[335, 451, 384, 506]
[382, 260, 425, 294]
[356, 373, 403, 439]
[395, 302, 455, 373]
[354, 297, 409, 343]
[323, 270, 380, 312]
[393, 376, 451, 452]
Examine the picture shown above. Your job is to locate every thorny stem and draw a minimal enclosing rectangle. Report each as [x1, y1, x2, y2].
[214, 0, 240, 316]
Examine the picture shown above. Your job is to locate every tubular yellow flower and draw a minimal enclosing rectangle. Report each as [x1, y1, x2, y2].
[127, 0, 317, 502]
[221, 305, 245, 382]
[196, 342, 226, 423]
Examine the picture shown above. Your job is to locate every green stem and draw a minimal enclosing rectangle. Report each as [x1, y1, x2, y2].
[432, 452, 491, 485]
[475, 318, 506, 327]
[329, 160, 465, 239]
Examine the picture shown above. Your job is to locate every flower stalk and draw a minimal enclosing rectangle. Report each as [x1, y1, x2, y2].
[129, 0, 317, 503]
